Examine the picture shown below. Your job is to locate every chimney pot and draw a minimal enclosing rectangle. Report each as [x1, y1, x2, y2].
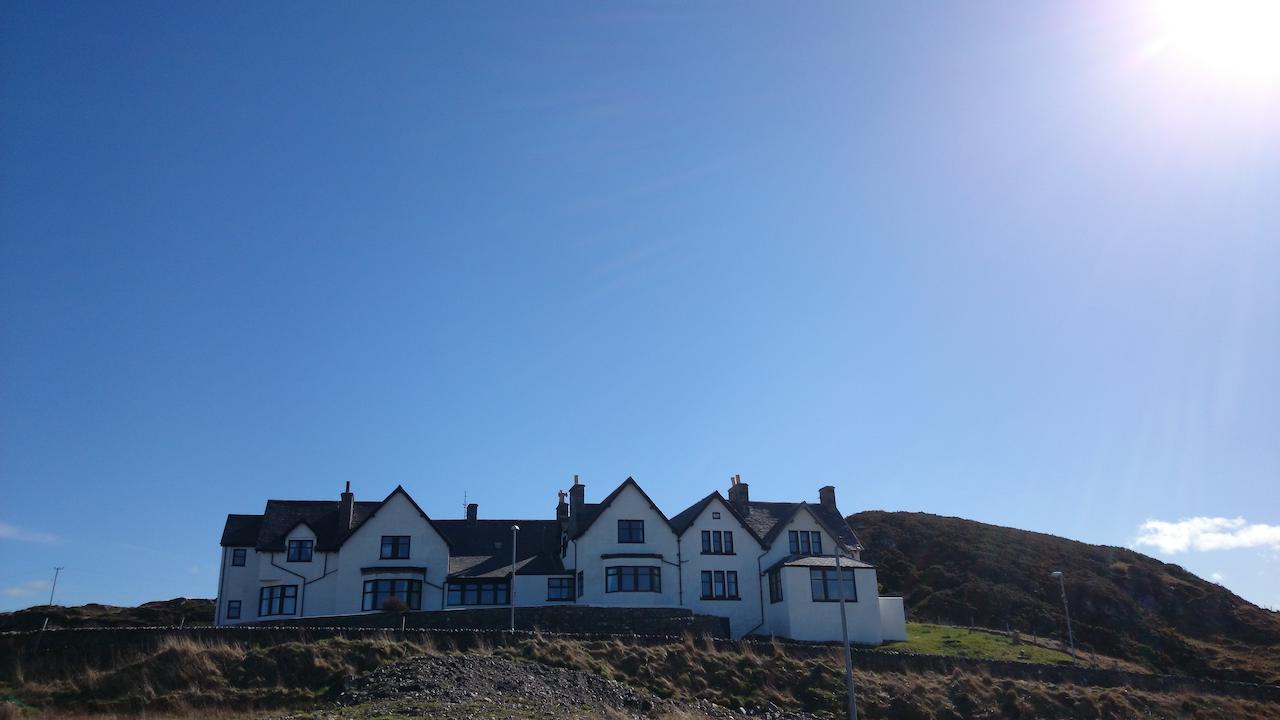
[466, 503, 479, 525]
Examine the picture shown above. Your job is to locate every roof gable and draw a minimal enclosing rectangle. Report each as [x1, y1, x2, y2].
[741, 500, 861, 551]
[570, 477, 672, 540]
[669, 491, 765, 544]
[343, 485, 453, 551]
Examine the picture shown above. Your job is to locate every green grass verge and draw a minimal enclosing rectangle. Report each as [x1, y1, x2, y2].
[880, 623, 1074, 664]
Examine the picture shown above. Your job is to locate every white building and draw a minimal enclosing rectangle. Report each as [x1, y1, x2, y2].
[216, 476, 907, 643]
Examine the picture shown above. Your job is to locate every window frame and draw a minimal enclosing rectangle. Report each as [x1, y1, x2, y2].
[768, 569, 783, 604]
[361, 578, 423, 611]
[788, 530, 822, 556]
[576, 570, 584, 598]
[258, 585, 298, 617]
[286, 539, 314, 563]
[617, 519, 645, 544]
[605, 565, 661, 593]
[380, 535, 411, 560]
[547, 576, 575, 601]
[699, 570, 740, 600]
[446, 579, 511, 606]
[809, 567, 857, 602]
[231, 548, 246, 566]
[700, 530, 735, 555]
[226, 600, 241, 619]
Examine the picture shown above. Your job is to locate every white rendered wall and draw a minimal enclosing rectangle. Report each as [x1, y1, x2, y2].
[779, 565, 884, 645]
[573, 484, 680, 607]
[511, 574, 576, 609]
[878, 596, 907, 642]
[216, 546, 263, 626]
[331, 492, 451, 614]
[678, 496, 766, 638]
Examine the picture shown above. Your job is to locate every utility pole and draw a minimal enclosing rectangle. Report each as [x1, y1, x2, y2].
[48, 567, 64, 606]
[1050, 571, 1076, 663]
[834, 551, 858, 720]
[510, 524, 520, 632]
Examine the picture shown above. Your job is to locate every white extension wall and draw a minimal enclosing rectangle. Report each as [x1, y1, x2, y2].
[878, 596, 907, 642]
[776, 565, 884, 644]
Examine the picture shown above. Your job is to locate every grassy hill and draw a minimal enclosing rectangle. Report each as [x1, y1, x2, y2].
[0, 597, 213, 631]
[849, 510, 1280, 684]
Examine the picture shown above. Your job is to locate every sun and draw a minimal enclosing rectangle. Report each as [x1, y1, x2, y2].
[1146, 0, 1280, 85]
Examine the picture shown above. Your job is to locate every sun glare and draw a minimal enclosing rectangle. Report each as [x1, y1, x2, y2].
[1145, 0, 1280, 85]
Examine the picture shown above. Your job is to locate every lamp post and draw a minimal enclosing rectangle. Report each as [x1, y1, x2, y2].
[834, 551, 858, 720]
[510, 524, 520, 632]
[49, 567, 64, 607]
[1050, 571, 1076, 663]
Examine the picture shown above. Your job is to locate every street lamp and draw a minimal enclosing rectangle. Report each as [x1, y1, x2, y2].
[834, 551, 858, 720]
[1050, 571, 1076, 663]
[510, 524, 520, 632]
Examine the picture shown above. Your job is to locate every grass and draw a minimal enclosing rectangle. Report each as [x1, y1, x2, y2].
[3, 632, 1276, 719]
[881, 623, 1075, 664]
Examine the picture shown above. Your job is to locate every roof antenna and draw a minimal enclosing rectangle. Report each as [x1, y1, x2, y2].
[462, 490, 468, 518]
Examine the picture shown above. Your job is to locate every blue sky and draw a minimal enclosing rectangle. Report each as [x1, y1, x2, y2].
[2, 3, 1278, 612]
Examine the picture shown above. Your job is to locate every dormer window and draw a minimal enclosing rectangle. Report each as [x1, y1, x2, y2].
[788, 530, 822, 556]
[287, 539, 313, 562]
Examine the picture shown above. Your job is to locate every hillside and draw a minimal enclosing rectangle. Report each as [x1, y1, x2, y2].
[849, 510, 1280, 684]
[0, 597, 214, 631]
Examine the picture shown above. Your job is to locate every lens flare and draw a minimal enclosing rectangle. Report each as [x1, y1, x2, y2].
[1146, 0, 1280, 85]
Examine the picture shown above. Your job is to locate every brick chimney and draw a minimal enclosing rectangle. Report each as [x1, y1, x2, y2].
[727, 474, 749, 507]
[556, 489, 569, 524]
[466, 502, 478, 526]
[569, 475, 585, 517]
[819, 485, 836, 509]
[337, 481, 354, 533]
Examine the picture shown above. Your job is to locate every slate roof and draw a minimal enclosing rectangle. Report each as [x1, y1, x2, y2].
[222, 486, 450, 552]
[668, 495, 862, 552]
[220, 514, 263, 546]
[763, 553, 874, 574]
[437, 520, 566, 578]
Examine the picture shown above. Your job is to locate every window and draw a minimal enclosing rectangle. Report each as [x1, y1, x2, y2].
[258, 585, 298, 616]
[605, 566, 660, 592]
[547, 577, 575, 601]
[226, 600, 241, 619]
[447, 579, 510, 606]
[231, 548, 246, 566]
[810, 568, 857, 602]
[712, 511, 721, 519]
[788, 530, 823, 556]
[287, 539, 313, 562]
[700, 530, 734, 554]
[700, 570, 739, 600]
[576, 570, 584, 598]
[381, 536, 411, 559]
[362, 579, 422, 611]
[617, 519, 645, 543]
[769, 569, 783, 603]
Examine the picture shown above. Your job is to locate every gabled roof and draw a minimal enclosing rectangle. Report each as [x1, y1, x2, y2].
[228, 485, 451, 552]
[436, 519, 565, 578]
[221, 514, 263, 546]
[569, 477, 673, 540]
[737, 500, 861, 551]
[668, 491, 765, 544]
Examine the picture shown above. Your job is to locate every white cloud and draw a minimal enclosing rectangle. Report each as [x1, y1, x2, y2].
[1134, 517, 1280, 554]
[1210, 572, 1224, 583]
[2, 579, 51, 598]
[0, 522, 58, 544]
